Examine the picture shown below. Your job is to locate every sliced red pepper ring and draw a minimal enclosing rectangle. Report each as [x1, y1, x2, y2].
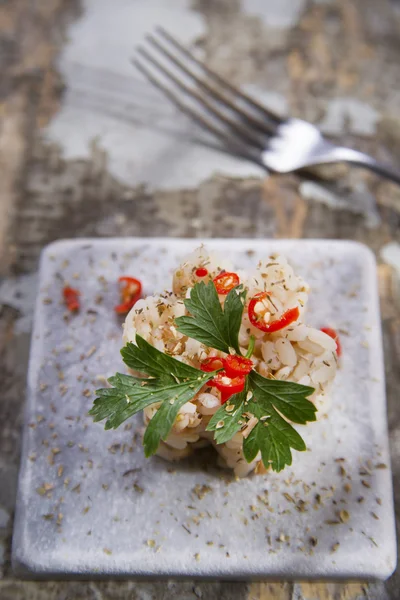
[209, 371, 245, 404]
[195, 267, 208, 278]
[248, 292, 299, 333]
[200, 356, 225, 373]
[213, 271, 240, 295]
[320, 327, 342, 357]
[115, 276, 142, 314]
[63, 286, 80, 312]
[224, 355, 253, 377]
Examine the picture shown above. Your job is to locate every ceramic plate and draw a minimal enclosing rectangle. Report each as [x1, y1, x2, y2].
[12, 238, 396, 579]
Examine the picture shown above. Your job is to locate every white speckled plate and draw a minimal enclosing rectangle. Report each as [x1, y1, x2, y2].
[12, 238, 396, 579]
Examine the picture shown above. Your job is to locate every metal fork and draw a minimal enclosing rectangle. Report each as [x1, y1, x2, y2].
[133, 28, 400, 186]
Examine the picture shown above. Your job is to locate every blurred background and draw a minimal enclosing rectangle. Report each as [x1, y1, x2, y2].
[0, 0, 400, 598]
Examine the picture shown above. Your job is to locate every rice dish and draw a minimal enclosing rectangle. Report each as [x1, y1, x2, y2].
[122, 246, 338, 477]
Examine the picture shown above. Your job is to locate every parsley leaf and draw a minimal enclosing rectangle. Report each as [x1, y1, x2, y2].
[248, 371, 317, 424]
[89, 335, 213, 456]
[121, 335, 201, 381]
[206, 388, 246, 444]
[206, 371, 315, 471]
[242, 371, 316, 472]
[142, 377, 206, 457]
[175, 280, 246, 354]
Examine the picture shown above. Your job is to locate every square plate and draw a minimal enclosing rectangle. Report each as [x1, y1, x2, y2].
[12, 238, 396, 579]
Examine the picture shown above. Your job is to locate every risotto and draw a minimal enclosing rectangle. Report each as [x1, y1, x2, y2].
[121, 247, 338, 477]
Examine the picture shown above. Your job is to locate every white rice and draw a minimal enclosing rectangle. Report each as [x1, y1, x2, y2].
[123, 246, 338, 477]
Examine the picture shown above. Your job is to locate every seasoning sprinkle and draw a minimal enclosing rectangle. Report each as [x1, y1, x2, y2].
[86, 346, 97, 358]
[192, 484, 213, 500]
[283, 493, 295, 503]
[339, 510, 350, 523]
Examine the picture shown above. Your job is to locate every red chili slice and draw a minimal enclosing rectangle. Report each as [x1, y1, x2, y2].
[320, 327, 342, 357]
[200, 356, 225, 373]
[248, 292, 299, 333]
[213, 272, 240, 295]
[195, 267, 208, 278]
[63, 286, 80, 312]
[209, 371, 245, 404]
[224, 355, 253, 377]
[115, 276, 142, 314]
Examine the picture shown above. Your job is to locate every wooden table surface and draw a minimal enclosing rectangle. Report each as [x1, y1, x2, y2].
[0, 1, 399, 598]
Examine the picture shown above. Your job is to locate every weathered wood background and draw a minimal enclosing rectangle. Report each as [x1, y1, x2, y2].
[0, 0, 399, 598]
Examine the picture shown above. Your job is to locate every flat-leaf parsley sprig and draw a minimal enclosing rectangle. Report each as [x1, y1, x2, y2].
[90, 280, 316, 472]
[90, 335, 216, 457]
[175, 279, 246, 354]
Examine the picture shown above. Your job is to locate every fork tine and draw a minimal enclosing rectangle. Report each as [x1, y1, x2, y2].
[133, 57, 263, 165]
[146, 32, 276, 137]
[136, 46, 264, 151]
[157, 26, 282, 127]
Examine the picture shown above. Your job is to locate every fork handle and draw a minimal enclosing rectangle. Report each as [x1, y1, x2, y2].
[329, 147, 400, 186]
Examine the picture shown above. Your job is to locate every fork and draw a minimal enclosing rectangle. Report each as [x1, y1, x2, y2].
[133, 28, 400, 186]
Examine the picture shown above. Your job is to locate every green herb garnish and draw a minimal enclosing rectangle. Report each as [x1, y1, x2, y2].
[244, 371, 314, 472]
[90, 281, 316, 472]
[175, 280, 246, 354]
[207, 388, 247, 445]
[89, 335, 215, 457]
